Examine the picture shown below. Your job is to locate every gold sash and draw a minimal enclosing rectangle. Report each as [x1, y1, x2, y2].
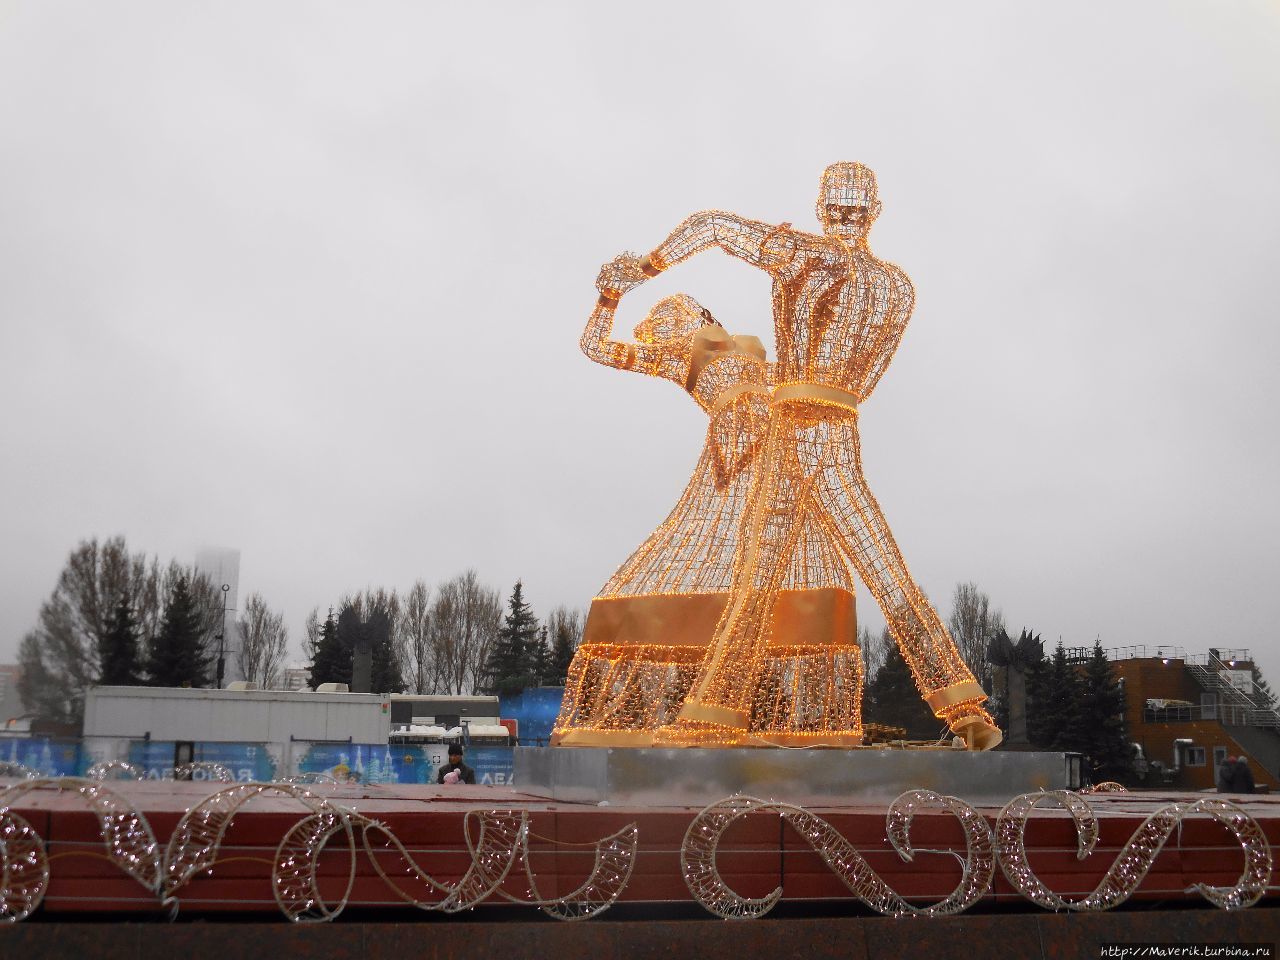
[581, 587, 856, 651]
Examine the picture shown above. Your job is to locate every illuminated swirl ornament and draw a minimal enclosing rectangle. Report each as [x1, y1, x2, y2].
[0, 762, 37, 780]
[0, 777, 161, 922]
[164, 782, 639, 922]
[0, 806, 45, 921]
[1085, 782, 1128, 793]
[682, 791, 993, 919]
[361, 811, 639, 921]
[163, 782, 336, 910]
[995, 790, 1271, 911]
[170, 761, 236, 783]
[87, 760, 144, 781]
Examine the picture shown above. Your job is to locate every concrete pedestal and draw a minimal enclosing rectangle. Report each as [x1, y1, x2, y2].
[514, 745, 1078, 806]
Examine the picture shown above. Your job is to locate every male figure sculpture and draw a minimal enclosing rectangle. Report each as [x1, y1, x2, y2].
[606, 162, 1001, 750]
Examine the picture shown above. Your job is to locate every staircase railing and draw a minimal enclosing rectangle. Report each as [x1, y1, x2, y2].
[1185, 653, 1280, 729]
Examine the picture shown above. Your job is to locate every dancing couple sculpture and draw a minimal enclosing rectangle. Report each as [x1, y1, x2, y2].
[552, 163, 1001, 751]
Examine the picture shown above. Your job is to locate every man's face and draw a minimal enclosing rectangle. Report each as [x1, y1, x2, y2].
[449, 752, 462, 764]
[817, 163, 880, 241]
[820, 199, 874, 240]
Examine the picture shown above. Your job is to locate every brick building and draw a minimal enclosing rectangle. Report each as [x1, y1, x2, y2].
[1102, 646, 1278, 792]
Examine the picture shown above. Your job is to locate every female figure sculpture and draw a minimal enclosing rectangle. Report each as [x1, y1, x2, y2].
[552, 265, 863, 747]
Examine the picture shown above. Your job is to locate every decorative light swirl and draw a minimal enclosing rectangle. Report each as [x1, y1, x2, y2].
[276, 772, 338, 785]
[272, 810, 356, 923]
[0, 777, 161, 922]
[995, 790, 1272, 911]
[163, 782, 331, 908]
[87, 760, 144, 781]
[360, 811, 526, 913]
[0, 810, 46, 922]
[0, 763, 37, 780]
[501, 822, 640, 920]
[682, 791, 993, 919]
[170, 784, 638, 923]
[1086, 782, 1128, 793]
[360, 810, 639, 920]
[170, 762, 236, 783]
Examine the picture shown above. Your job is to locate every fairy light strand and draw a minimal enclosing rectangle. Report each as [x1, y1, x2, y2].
[554, 163, 1000, 749]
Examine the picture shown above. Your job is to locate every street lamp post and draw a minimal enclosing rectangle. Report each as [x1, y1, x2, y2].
[215, 583, 230, 689]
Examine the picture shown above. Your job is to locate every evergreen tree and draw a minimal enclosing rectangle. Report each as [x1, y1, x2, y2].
[1027, 640, 1082, 751]
[307, 609, 349, 690]
[548, 618, 578, 685]
[334, 604, 363, 685]
[147, 576, 214, 687]
[1076, 640, 1132, 781]
[530, 626, 550, 686]
[99, 597, 143, 686]
[1250, 663, 1276, 707]
[863, 635, 941, 739]
[367, 603, 405, 693]
[482, 581, 540, 695]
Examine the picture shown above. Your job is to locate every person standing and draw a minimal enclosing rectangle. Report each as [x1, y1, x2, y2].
[1217, 755, 1238, 792]
[436, 745, 476, 785]
[1231, 755, 1256, 794]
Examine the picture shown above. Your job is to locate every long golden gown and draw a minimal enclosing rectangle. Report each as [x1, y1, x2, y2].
[552, 293, 864, 747]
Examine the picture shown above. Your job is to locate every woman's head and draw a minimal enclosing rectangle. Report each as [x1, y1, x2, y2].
[633, 293, 719, 345]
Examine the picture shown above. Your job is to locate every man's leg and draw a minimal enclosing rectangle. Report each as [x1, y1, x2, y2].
[812, 421, 1001, 748]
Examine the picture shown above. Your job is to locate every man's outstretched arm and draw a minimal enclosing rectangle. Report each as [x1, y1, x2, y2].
[643, 210, 798, 277]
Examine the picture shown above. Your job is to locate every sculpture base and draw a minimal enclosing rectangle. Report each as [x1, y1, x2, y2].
[514, 745, 1078, 806]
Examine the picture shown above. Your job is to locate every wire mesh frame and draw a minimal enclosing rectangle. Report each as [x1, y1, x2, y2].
[557, 163, 998, 749]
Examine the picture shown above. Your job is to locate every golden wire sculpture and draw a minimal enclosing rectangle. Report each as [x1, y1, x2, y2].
[554, 162, 1000, 751]
[554, 287, 863, 747]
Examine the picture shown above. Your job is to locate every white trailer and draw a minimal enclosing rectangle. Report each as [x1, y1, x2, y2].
[82, 685, 390, 780]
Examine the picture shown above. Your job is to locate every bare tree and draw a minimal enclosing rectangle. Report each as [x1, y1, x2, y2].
[17, 536, 220, 722]
[860, 624, 890, 683]
[302, 606, 321, 663]
[340, 587, 407, 683]
[401, 580, 433, 694]
[947, 582, 1006, 688]
[430, 570, 502, 694]
[545, 605, 585, 684]
[236, 592, 289, 688]
[19, 537, 162, 721]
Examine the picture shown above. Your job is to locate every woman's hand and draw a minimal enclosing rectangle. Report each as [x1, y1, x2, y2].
[596, 252, 648, 296]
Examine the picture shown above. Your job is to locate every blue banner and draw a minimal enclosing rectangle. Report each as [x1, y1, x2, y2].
[124, 740, 279, 781]
[1, 737, 82, 777]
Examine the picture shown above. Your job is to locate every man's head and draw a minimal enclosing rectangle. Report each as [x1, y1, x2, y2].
[816, 162, 881, 242]
[634, 293, 718, 345]
[448, 745, 464, 762]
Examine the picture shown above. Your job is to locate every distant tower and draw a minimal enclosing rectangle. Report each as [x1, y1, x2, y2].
[195, 548, 243, 685]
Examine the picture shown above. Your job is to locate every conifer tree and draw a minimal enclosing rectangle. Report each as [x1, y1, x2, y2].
[1076, 640, 1132, 781]
[547, 611, 580, 685]
[1027, 640, 1082, 751]
[367, 603, 405, 693]
[530, 625, 550, 687]
[482, 581, 540, 695]
[307, 609, 349, 690]
[863, 634, 941, 739]
[99, 597, 143, 686]
[1250, 663, 1276, 707]
[147, 576, 214, 687]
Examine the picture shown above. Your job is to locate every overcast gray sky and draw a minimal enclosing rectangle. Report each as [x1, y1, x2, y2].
[1, 2, 1278, 681]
